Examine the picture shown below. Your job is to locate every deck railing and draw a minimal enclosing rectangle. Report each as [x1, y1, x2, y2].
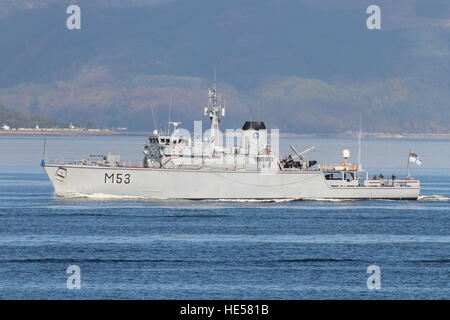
[45, 157, 143, 167]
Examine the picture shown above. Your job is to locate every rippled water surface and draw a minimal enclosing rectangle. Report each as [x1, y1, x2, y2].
[0, 136, 449, 299]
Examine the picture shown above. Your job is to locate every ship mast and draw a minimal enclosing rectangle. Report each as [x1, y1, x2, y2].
[204, 79, 225, 144]
[358, 115, 362, 171]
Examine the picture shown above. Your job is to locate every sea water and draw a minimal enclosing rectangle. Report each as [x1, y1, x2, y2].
[0, 135, 449, 299]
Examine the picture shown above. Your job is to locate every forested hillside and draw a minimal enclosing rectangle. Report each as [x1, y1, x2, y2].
[0, 0, 448, 133]
[0, 105, 64, 128]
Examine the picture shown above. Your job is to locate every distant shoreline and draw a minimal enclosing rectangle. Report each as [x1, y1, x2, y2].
[0, 129, 123, 136]
[1, 130, 450, 140]
[280, 132, 450, 140]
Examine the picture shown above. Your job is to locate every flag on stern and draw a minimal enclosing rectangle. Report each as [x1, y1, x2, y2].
[409, 152, 422, 166]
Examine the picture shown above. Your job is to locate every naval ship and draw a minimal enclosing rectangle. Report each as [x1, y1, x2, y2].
[42, 82, 420, 200]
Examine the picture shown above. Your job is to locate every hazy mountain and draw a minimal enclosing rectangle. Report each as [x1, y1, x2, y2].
[0, 0, 449, 133]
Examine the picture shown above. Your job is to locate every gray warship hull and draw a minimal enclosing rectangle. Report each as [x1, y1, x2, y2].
[44, 164, 420, 200]
[42, 81, 421, 200]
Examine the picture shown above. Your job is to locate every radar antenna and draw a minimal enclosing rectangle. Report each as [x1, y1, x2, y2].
[204, 77, 225, 143]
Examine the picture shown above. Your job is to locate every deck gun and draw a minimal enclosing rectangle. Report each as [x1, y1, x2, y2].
[289, 145, 317, 169]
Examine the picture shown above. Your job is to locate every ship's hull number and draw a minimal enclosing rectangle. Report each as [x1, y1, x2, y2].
[104, 173, 131, 184]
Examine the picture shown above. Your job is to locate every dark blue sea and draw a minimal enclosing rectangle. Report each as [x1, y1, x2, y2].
[0, 136, 449, 299]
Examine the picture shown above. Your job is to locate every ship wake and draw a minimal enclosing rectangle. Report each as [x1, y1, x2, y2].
[214, 198, 298, 203]
[417, 195, 450, 202]
[301, 198, 357, 202]
[55, 192, 148, 200]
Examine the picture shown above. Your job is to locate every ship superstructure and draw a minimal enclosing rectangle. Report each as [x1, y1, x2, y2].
[42, 82, 420, 200]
